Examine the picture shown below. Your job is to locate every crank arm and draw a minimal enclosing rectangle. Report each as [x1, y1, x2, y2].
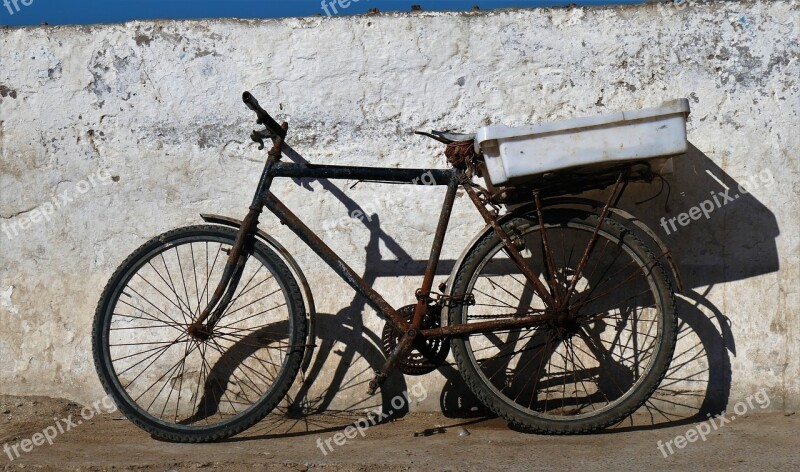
[368, 328, 419, 395]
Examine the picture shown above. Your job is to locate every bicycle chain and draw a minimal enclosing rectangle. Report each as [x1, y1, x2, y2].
[415, 289, 476, 307]
[466, 313, 543, 320]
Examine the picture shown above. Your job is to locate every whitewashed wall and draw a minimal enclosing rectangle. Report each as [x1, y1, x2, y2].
[0, 0, 798, 418]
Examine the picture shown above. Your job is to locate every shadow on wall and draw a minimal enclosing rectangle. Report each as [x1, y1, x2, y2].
[599, 142, 779, 429]
[239, 141, 779, 438]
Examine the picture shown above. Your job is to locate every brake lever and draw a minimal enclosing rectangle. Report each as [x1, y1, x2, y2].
[250, 128, 277, 150]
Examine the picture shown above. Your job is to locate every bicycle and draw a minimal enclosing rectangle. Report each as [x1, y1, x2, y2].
[92, 92, 683, 442]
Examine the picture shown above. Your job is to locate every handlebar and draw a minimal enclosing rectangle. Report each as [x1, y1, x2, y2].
[242, 91, 287, 140]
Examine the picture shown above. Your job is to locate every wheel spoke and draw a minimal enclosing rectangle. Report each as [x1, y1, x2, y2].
[451, 214, 674, 428]
[97, 228, 303, 438]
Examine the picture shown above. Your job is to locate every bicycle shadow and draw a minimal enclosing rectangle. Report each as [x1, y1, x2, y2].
[222, 140, 777, 438]
[228, 209, 482, 441]
[224, 144, 472, 439]
[603, 142, 778, 431]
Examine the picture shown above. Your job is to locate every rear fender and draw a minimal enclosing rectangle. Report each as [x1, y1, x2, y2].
[441, 200, 683, 325]
[538, 197, 683, 293]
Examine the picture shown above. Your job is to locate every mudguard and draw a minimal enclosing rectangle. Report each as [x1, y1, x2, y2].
[200, 213, 317, 373]
[441, 199, 683, 326]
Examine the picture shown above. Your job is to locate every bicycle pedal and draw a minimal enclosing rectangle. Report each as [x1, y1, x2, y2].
[367, 371, 387, 395]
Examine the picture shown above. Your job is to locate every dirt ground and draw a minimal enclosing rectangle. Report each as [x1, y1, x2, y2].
[0, 395, 798, 472]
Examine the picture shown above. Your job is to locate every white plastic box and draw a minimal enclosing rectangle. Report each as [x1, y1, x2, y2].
[474, 99, 690, 186]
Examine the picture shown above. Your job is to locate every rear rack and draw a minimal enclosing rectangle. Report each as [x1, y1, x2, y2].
[486, 161, 658, 205]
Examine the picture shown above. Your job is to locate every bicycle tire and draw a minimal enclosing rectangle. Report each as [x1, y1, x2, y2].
[92, 225, 307, 442]
[449, 210, 677, 434]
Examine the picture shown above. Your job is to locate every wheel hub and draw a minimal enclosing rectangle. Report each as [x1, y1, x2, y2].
[188, 322, 213, 341]
[550, 310, 583, 337]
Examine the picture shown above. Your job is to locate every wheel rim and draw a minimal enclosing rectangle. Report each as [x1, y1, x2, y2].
[460, 218, 666, 421]
[100, 231, 298, 430]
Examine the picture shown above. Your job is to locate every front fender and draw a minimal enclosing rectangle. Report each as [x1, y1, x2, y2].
[200, 213, 317, 373]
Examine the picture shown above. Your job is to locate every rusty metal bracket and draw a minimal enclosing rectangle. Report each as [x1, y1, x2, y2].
[463, 182, 558, 309]
[559, 173, 626, 309]
[415, 288, 476, 308]
[537, 197, 685, 293]
[439, 190, 685, 332]
[533, 191, 561, 303]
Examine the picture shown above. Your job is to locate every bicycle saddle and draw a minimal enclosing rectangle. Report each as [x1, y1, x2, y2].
[415, 130, 476, 144]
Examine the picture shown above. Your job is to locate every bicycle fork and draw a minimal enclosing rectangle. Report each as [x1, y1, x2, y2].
[188, 124, 288, 340]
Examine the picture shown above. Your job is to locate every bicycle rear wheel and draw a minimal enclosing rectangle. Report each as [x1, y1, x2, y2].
[449, 210, 677, 433]
[92, 225, 307, 442]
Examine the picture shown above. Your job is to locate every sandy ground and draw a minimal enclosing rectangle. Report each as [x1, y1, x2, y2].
[0, 395, 798, 471]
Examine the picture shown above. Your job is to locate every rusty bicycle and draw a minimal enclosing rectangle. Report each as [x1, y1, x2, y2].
[92, 92, 686, 442]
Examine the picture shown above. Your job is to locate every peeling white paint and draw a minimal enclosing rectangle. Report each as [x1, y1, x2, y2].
[0, 286, 19, 315]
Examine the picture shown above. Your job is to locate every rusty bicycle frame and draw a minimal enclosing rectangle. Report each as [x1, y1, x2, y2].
[187, 92, 633, 393]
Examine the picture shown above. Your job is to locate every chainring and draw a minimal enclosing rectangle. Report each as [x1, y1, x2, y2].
[381, 304, 449, 376]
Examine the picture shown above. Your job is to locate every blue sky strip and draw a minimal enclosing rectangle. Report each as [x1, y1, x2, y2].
[2, 0, 651, 26]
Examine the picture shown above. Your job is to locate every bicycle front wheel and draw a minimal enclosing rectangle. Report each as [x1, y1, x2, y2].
[449, 210, 677, 433]
[92, 225, 307, 442]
